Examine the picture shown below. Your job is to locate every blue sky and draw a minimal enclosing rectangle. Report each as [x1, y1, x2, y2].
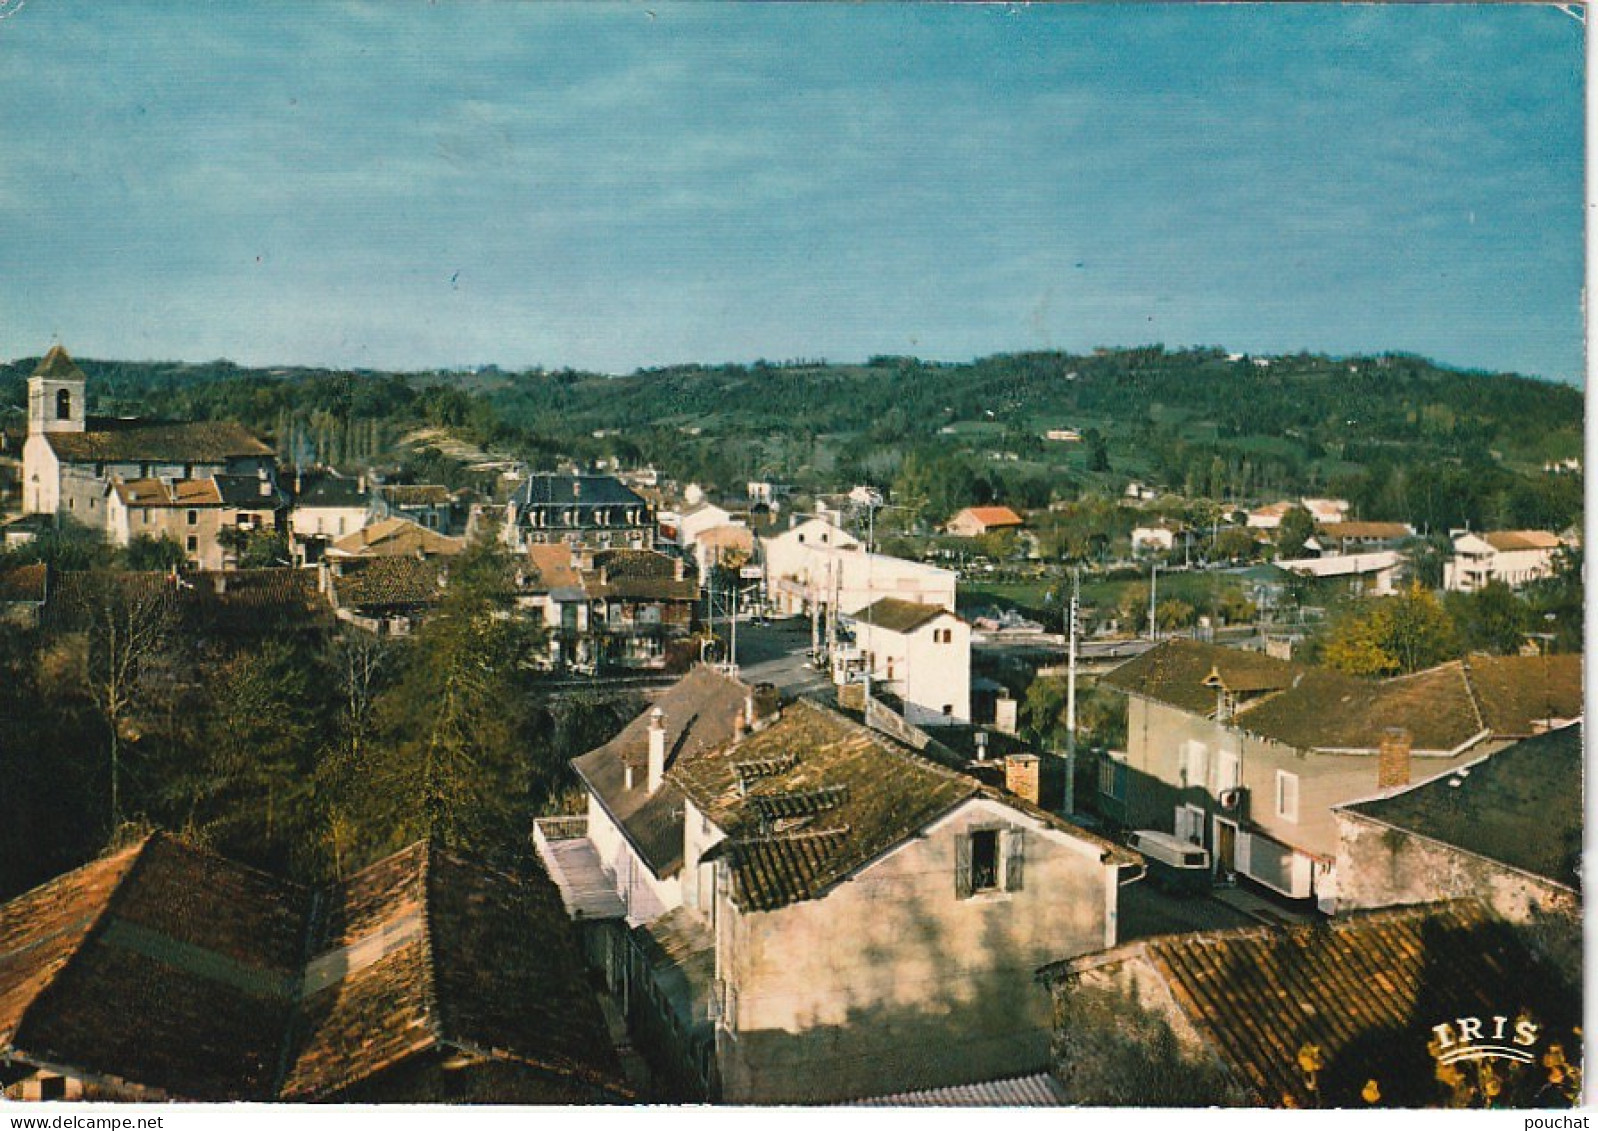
[0, 3, 1584, 382]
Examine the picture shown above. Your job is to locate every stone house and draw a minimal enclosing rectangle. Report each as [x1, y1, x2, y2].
[1099, 640, 1582, 911]
[1304, 521, 1412, 555]
[287, 469, 370, 563]
[536, 668, 1135, 1103]
[1333, 723, 1581, 922]
[1037, 900, 1579, 1108]
[0, 834, 628, 1103]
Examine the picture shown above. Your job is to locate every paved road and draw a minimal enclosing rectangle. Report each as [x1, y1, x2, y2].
[713, 616, 834, 698]
[1117, 878, 1257, 942]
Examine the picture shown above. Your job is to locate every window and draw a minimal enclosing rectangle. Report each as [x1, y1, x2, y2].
[55, 389, 71, 420]
[956, 827, 1024, 898]
[187, 509, 198, 526]
[970, 829, 1000, 892]
[186, 535, 198, 553]
[933, 627, 952, 643]
[38, 1075, 67, 1101]
[1275, 770, 1300, 823]
[1180, 741, 1208, 789]
[1098, 755, 1127, 801]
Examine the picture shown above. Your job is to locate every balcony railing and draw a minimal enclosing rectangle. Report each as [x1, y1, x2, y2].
[533, 814, 588, 853]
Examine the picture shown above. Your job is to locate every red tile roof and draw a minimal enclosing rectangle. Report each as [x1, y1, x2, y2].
[1043, 901, 1580, 1108]
[1482, 530, 1562, 552]
[955, 505, 1024, 528]
[327, 517, 464, 559]
[0, 835, 626, 1102]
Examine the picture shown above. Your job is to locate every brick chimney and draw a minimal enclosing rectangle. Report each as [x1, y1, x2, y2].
[647, 707, 667, 792]
[1378, 727, 1412, 789]
[1005, 753, 1040, 805]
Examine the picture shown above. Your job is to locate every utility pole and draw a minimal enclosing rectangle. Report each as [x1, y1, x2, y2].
[1064, 567, 1080, 815]
[1148, 560, 1159, 640]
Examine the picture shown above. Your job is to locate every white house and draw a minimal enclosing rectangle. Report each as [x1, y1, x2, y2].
[1274, 549, 1403, 596]
[1130, 522, 1183, 555]
[761, 517, 956, 618]
[846, 598, 971, 727]
[1443, 530, 1564, 592]
[536, 668, 1135, 1103]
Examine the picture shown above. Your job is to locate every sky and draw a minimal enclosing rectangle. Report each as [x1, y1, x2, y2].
[0, 2, 1584, 382]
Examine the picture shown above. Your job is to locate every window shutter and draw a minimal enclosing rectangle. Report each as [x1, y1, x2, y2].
[955, 833, 973, 899]
[1005, 829, 1026, 892]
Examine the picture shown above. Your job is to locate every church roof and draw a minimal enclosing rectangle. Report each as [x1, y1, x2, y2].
[31, 346, 85, 380]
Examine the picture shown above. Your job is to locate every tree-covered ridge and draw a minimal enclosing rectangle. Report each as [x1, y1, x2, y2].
[2, 346, 1582, 531]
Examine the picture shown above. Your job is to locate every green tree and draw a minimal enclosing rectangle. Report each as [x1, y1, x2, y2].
[1445, 582, 1531, 656]
[1276, 506, 1317, 558]
[1320, 585, 1460, 677]
[124, 534, 186, 572]
[358, 537, 545, 855]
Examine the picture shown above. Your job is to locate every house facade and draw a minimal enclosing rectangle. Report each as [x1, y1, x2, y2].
[845, 598, 971, 727]
[761, 517, 954, 618]
[537, 669, 1134, 1103]
[503, 472, 655, 552]
[1443, 530, 1564, 591]
[1099, 640, 1582, 911]
[1333, 723, 1581, 923]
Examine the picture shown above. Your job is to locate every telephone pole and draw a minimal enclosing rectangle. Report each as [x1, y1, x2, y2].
[1064, 567, 1080, 815]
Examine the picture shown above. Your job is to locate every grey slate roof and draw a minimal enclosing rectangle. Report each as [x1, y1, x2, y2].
[1341, 722, 1582, 889]
[510, 473, 647, 509]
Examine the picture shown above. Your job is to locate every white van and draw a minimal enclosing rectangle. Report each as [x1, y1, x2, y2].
[1127, 830, 1212, 895]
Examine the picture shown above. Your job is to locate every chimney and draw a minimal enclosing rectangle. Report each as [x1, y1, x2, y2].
[744, 690, 756, 729]
[994, 693, 1018, 737]
[1378, 727, 1412, 789]
[974, 730, 989, 762]
[1005, 753, 1040, 805]
[647, 708, 666, 792]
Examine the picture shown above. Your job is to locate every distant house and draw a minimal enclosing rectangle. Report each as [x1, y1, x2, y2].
[689, 523, 755, 577]
[1099, 640, 1582, 910]
[846, 598, 971, 727]
[504, 472, 655, 552]
[1245, 501, 1294, 530]
[1044, 428, 1082, 443]
[324, 516, 464, 560]
[369, 482, 453, 533]
[676, 501, 740, 546]
[20, 347, 277, 522]
[1274, 549, 1403, 596]
[287, 469, 370, 563]
[1300, 498, 1350, 524]
[0, 834, 628, 1103]
[1443, 530, 1564, 592]
[1037, 900, 1579, 1108]
[946, 506, 1025, 538]
[761, 517, 955, 618]
[579, 549, 698, 669]
[1130, 521, 1185, 555]
[517, 544, 593, 669]
[1334, 723, 1581, 922]
[1304, 521, 1412, 555]
[323, 555, 446, 635]
[537, 670, 1135, 1103]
